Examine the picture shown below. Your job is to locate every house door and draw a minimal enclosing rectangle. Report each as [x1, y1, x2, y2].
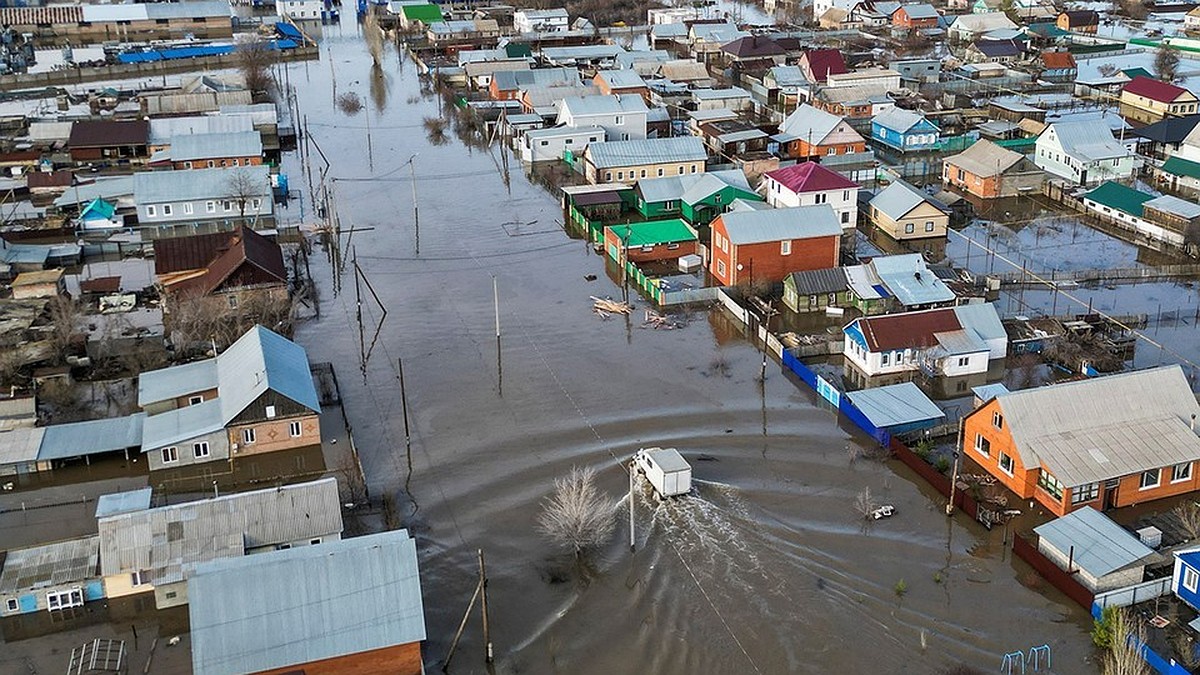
[1079, 168, 1088, 186]
[1103, 479, 1120, 510]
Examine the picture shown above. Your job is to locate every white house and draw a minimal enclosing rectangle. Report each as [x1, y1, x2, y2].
[760, 161, 859, 231]
[1035, 119, 1139, 185]
[843, 303, 1006, 378]
[134, 167, 273, 226]
[825, 68, 902, 91]
[521, 126, 603, 163]
[813, 0, 856, 23]
[513, 8, 569, 33]
[277, 0, 323, 19]
[949, 12, 1018, 41]
[556, 94, 648, 141]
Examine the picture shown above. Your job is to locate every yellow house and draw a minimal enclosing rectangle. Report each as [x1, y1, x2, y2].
[582, 136, 708, 184]
[1119, 76, 1200, 125]
[867, 179, 949, 241]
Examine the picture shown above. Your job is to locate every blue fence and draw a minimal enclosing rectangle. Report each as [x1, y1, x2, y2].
[780, 349, 890, 446]
[1091, 605, 1194, 675]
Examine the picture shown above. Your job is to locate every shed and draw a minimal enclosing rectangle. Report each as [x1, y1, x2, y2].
[1034, 507, 1157, 592]
[37, 414, 145, 463]
[0, 536, 102, 616]
[95, 487, 153, 519]
[11, 269, 65, 300]
[845, 382, 945, 434]
[971, 382, 1010, 408]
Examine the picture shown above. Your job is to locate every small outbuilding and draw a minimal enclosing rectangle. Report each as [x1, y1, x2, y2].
[11, 269, 66, 300]
[844, 382, 946, 435]
[1034, 506, 1157, 593]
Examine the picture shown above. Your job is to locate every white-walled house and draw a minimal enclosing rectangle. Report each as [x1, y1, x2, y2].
[843, 304, 1006, 378]
[760, 161, 859, 232]
[556, 94, 648, 141]
[134, 167, 272, 226]
[1034, 119, 1139, 185]
[521, 126, 603, 163]
[277, 0, 323, 19]
[514, 8, 569, 33]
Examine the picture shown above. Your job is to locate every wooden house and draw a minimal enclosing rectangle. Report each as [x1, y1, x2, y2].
[867, 179, 949, 241]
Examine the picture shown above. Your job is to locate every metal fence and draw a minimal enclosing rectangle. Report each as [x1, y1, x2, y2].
[1093, 577, 1173, 611]
[1013, 534, 1095, 610]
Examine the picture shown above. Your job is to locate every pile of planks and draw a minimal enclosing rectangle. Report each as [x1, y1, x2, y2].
[592, 296, 633, 319]
[642, 309, 682, 330]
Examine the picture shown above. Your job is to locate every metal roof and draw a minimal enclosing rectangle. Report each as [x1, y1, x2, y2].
[787, 267, 848, 295]
[637, 174, 692, 203]
[1034, 507, 1155, 577]
[679, 169, 752, 205]
[143, 1, 230, 19]
[720, 205, 842, 244]
[692, 87, 751, 101]
[1043, 120, 1130, 163]
[98, 477, 343, 585]
[944, 139, 1026, 177]
[138, 360, 218, 407]
[872, 107, 934, 134]
[139, 326, 320, 451]
[768, 65, 809, 89]
[607, 220, 696, 247]
[899, 3, 939, 18]
[869, 253, 955, 307]
[971, 382, 1010, 402]
[95, 488, 153, 519]
[558, 94, 647, 118]
[541, 45, 623, 61]
[869, 179, 936, 221]
[53, 175, 135, 209]
[598, 70, 648, 89]
[188, 530, 424, 675]
[0, 536, 100, 595]
[1083, 181, 1153, 217]
[846, 382, 944, 429]
[134, 166, 271, 204]
[953, 303, 1005, 344]
[779, 104, 846, 145]
[932, 328, 988, 355]
[994, 366, 1200, 487]
[0, 426, 45, 467]
[1144, 194, 1200, 220]
[585, 136, 707, 169]
[38, 414, 145, 461]
[641, 447, 689, 473]
[168, 131, 263, 163]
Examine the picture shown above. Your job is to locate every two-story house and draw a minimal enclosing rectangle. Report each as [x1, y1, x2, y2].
[963, 366, 1200, 517]
[777, 104, 867, 160]
[137, 325, 321, 472]
[581, 136, 707, 184]
[556, 94, 648, 142]
[1034, 119, 1139, 185]
[870, 107, 940, 152]
[842, 303, 1006, 381]
[760, 161, 859, 232]
[513, 8, 568, 32]
[892, 3, 939, 29]
[709, 205, 843, 286]
[160, 131, 264, 170]
[1119, 76, 1200, 126]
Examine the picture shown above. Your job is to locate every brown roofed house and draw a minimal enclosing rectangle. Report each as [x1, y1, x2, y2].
[68, 120, 150, 163]
[154, 227, 288, 311]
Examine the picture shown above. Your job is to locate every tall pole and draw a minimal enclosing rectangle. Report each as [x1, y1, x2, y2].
[397, 357, 412, 451]
[629, 460, 636, 551]
[493, 275, 500, 339]
[478, 549, 493, 664]
[409, 155, 420, 255]
[946, 417, 964, 516]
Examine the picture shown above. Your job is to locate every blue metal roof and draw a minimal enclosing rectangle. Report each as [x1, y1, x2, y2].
[275, 21, 304, 40]
[188, 530, 425, 675]
[971, 383, 1010, 402]
[38, 414, 145, 461]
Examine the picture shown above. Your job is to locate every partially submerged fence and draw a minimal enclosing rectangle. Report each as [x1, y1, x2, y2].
[1013, 534, 1095, 610]
[1093, 577, 1172, 611]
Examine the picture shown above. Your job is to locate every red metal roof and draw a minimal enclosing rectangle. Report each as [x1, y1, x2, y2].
[857, 308, 961, 351]
[1122, 76, 1192, 103]
[26, 170, 74, 189]
[765, 162, 858, 194]
[801, 49, 847, 82]
[68, 120, 149, 149]
[155, 227, 287, 295]
[1041, 51, 1076, 70]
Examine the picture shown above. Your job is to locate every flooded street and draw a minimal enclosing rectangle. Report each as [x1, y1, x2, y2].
[283, 20, 1098, 675]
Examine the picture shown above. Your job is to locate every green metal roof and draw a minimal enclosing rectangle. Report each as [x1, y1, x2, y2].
[607, 219, 697, 247]
[1084, 181, 1154, 217]
[505, 43, 533, 58]
[402, 3, 443, 22]
[80, 197, 115, 221]
[1162, 155, 1200, 180]
[1122, 67, 1153, 80]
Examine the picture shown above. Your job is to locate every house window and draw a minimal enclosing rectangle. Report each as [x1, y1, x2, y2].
[925, 221, 934, 232]
[224, 201, 234, 212]
[974, 434, 990, 456]
[564, 139, 572, 145]
[184, 203, 194, 215]
[207, 160, 216, 168]
[957, 356, 969, 367]
[690, 165, 698, 173]
[193, 442, 210, 459]
[228, 295, 239, 309]
[781, 240, 792, 255]
[992, 412, 1003, 429]
[814, 193, 827, 204]
[1140, 468, 1161, 490]
[1173, 462, 1192, 483]
[1037, 471, 1064, 501]
[843, 190, 850, 200]
[310, 538, 322, 545]
[677, 165, 685, 175]
[161, 446, 178, 464]
[657, 168, 665, 177]
[605, 172, 613, 181]
[614, 115, 624, 125]
[617, 171, 624, 180]
[265, 405, 276, 419]
[206, 201, 216, 213]
[242, 428, 256, 444]
[188, 395, 203, 406]
[540, 140, 549, 146]
[881, 352, 890, 365]
[904, 223, 915, 234]
[827, 147, 836, 155]
[5, 598, 16, 612]
[146, 205, 157, 218]
[1186, 567, 1200, 593]
[184, 161, 193, 169]
[252, 198, 262, 210]
[716, 260, 726, 276]
[829, 293, 837, 304]
[290, 421, 303, 437]
[46, 589, 83, 611]
[998, 451, 1014, 476]
[1071, 482, 1100, 504]
[131, 570, 148, 586]
[641, 169, 647, 178]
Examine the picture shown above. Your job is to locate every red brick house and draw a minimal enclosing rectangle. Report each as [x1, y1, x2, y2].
[709, 205, 843, 286]
[893, 3, 939, 29]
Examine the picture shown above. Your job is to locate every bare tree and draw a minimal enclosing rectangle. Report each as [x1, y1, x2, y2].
[235, 37, 278, 95]
[47, 296, 81, 364]
[225, 168, 267, 223]
[536, 466, 615, 557]
[1103, 610, 1151, 675]
[1176, 501, 1200, 541]
[1155, 45, 1181, 83]
[854, 486, 877, 520]
[165, 291, 294, 355]
[363, 11, 384, 66]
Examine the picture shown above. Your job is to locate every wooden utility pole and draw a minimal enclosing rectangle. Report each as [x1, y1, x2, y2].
[479, 549, 493, 663]
[946, 418, 964, 516]
[629, 460, 636, 551]
[442, 578, 482, 671]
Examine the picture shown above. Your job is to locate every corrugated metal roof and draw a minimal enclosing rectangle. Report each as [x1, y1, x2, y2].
[932, 328, 988, 355]
[586, 136, 707, 169]
[953, 303, 1005, 344]
[869, 179, 935, 221]
[996, 366, 1200, 486]
[69, 120, 148, 148]
[679, 169, 752, 205]
[1034, 507, 1155, 577]
[168, 131, 263, 163]
[786, 267, 848, 295]
[53, 175, 135, 209]
[872, 107, 933, 134]
[140, 400, 223, 451]
[134, 166, 270, 204]
[972, 382, 1010, 402]
[542, 45, 623, 61]
[944, 139, 1026, 177]
[0, 536, 100, 594]
[1045, 120, 1130, 162]
[1144, 194, 1200, 220]
[720, 204, 842, 244]
[637, 174, 692, 203]
[559, 94, 648, 118]
[779, 104, 845, 145]
[607, 220, 696, 247]
[0, 426, 45, 467]
[1083, 181, 1153, 217]
[95, 488, 153, 519]
[38, 414, 145, 461]
[98, 477, 343, 585]
[144, 1, 230, 19]
[869, 253, 955, 307]
[598, 70, 647, 89]
[846, 382, 944, 429]
[692, 87, 751, 101]
[188, 530, 424, 675]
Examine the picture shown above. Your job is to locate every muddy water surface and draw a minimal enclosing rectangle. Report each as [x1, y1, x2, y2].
[286, 21, 1097, 675]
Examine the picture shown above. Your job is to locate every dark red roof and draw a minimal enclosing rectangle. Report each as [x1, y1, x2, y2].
[68, 120, 149, 149]
[857, 308, 961, 351]
[26, 170, 74, 189]
[158, 226, 287, 297]
[801, 49, 847, 82]
[765, 162, 858, 193]
[80, 276, 122, 294]
[721, 36, 786, 58]
[1123, 76, 1192, 103]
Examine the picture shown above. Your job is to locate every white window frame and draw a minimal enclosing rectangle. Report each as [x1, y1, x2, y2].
[146, 205, 157, 218]
[780, 240, 792, 255]
[131, 570, 148, 586]
[161, 446, 178, 464]
[162, 204, 173, 217]
[289, 420, 303, 437]
[998, 451, 1014, 476]
[974, 433, 990, 456]
[188, 395, 203, 406]
[5, 598, 17, 612]
[265, 405, 276, 419]
[1173, 462, 1192, 483]
[192, 442, 210, 459]
[1185, 566, 1199, 593]
[46, 588, 84, 611]
[1140, 468, 1161, 490]
[242, 428, 256, 444]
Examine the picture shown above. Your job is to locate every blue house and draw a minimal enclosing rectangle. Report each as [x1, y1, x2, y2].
[871, 107, 940, 152]
[1173, 549, 1200, 612]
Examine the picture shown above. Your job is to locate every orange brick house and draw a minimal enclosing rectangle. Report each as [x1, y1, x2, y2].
[160, 131, 264, 170]
[709, 205, 842, 286]
[942, 139, 1045, 199]
[893, 3, 939, 29]
[776, 104, 866, 160]
[963, 366, 1200, 517]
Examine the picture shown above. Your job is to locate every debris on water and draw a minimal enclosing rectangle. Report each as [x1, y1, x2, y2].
[592, 296, 633, 319]
[871, 505, 896, 520]
[584, 274, 597, 282]
[642, 309, 683, 330]
[695, 454, 718, 462]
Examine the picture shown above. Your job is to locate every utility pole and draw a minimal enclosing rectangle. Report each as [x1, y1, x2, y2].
[408, 154, 420, 255]
[946, 417, 964, 516]
[629, 460, 636, 551]
[478, 549, 493, 664]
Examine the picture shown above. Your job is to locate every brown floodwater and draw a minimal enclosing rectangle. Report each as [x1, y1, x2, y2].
[278, 19, 1101, 675]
